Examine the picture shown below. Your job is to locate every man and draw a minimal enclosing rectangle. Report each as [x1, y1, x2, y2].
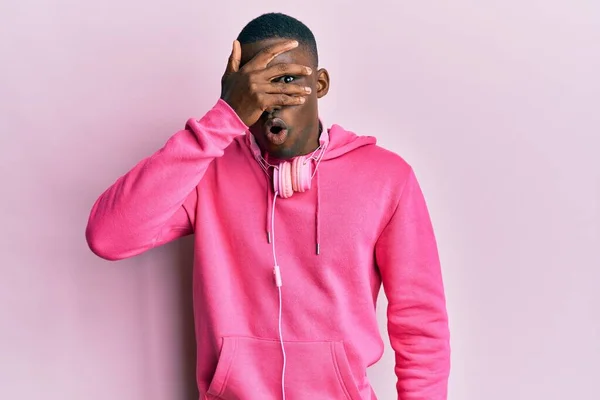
[86, 12, 450, 400]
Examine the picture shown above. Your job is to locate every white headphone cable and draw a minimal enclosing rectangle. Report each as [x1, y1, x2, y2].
[271, 192, 286, 400]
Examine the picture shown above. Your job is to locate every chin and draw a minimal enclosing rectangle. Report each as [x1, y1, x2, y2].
[266, 145, 296, 160]
[255, 136, 298, 160]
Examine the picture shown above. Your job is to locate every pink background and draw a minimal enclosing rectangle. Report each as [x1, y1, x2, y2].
[1, 1, 599, 399]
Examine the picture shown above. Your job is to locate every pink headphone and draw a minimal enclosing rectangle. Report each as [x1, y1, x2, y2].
[272, 156, 313, 199]
[247, 126, 328, 199]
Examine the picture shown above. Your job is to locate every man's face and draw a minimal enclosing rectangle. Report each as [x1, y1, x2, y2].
[241, 38, 329, 159]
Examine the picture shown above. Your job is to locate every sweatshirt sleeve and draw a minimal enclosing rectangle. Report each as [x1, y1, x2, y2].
[375, 168, 451, 399]
[85, 99, 248, 261]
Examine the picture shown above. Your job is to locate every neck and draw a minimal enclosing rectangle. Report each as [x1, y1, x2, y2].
[298, 120, 323, 156]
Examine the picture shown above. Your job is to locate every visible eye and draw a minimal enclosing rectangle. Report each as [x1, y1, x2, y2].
[275, 75, 296, 84]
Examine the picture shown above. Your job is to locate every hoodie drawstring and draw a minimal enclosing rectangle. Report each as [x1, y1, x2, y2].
[315, 170, 321, 255]
[266, 175, 273, 244]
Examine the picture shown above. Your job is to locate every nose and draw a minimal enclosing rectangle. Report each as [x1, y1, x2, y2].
[265, 104, 282, 115]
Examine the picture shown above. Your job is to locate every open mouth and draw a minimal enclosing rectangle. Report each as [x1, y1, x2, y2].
[264, 118, 289, 146]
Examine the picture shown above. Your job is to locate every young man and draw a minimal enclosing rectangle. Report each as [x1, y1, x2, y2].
[86, 12, 450, 400]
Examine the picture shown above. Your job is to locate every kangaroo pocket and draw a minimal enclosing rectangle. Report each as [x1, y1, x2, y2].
[206, 336, 363, 400]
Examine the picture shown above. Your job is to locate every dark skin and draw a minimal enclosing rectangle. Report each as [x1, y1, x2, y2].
[220, 38, 330, 159]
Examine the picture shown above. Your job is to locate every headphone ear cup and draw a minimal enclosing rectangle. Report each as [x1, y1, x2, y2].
[291, 157, 300, 192]
[300, 157, 312, 192]
[281, 161, 294, 198]
[273, 157, 313, 198]
[273, 166, 280, 195]
[279, 163, 285, 197]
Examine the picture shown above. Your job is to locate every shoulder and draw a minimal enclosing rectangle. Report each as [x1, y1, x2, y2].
[326, 122, 416, 203]
[344, 140, 414, 187]
[360, 143, 412, 172]
[327, 123, 413, 178]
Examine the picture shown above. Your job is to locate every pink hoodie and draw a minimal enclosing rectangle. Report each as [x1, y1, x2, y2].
[86, 99, 450, 399]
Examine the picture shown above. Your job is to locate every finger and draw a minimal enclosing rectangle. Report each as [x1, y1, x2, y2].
[225, 40, 241, 74]
[257, 82, 312, 96]
[260, 63, 313, 80]
[245, 40, 299, 71]
[261, 93, 307, 109]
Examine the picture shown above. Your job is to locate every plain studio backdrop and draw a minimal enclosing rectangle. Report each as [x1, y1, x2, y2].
[1, 0, 598, 399]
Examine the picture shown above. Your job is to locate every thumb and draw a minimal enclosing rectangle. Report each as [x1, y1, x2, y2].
[225, 40, 241, 75]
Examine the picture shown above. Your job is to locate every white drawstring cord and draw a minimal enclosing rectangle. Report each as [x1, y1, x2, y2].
[271, 192, 286, 400]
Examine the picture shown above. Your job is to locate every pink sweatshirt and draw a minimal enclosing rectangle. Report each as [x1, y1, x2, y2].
[86, 99, 450, 399]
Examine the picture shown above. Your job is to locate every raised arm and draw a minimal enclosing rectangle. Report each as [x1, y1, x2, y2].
[86, 39, 314, 261]
[85, 100, 247, 260]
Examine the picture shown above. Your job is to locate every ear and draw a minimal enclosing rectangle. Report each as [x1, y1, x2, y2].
[316, 68, 330, 98]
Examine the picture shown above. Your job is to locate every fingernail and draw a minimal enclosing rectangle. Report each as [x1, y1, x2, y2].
[306, 67, 313, 74]
[300, 97, 306, 103]
[305, 87, 312, 93]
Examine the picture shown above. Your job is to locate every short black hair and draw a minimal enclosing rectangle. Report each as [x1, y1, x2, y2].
[237, 13, 318, 65]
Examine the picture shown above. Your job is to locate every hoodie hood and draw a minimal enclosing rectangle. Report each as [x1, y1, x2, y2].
[322, 124, 377, 160]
